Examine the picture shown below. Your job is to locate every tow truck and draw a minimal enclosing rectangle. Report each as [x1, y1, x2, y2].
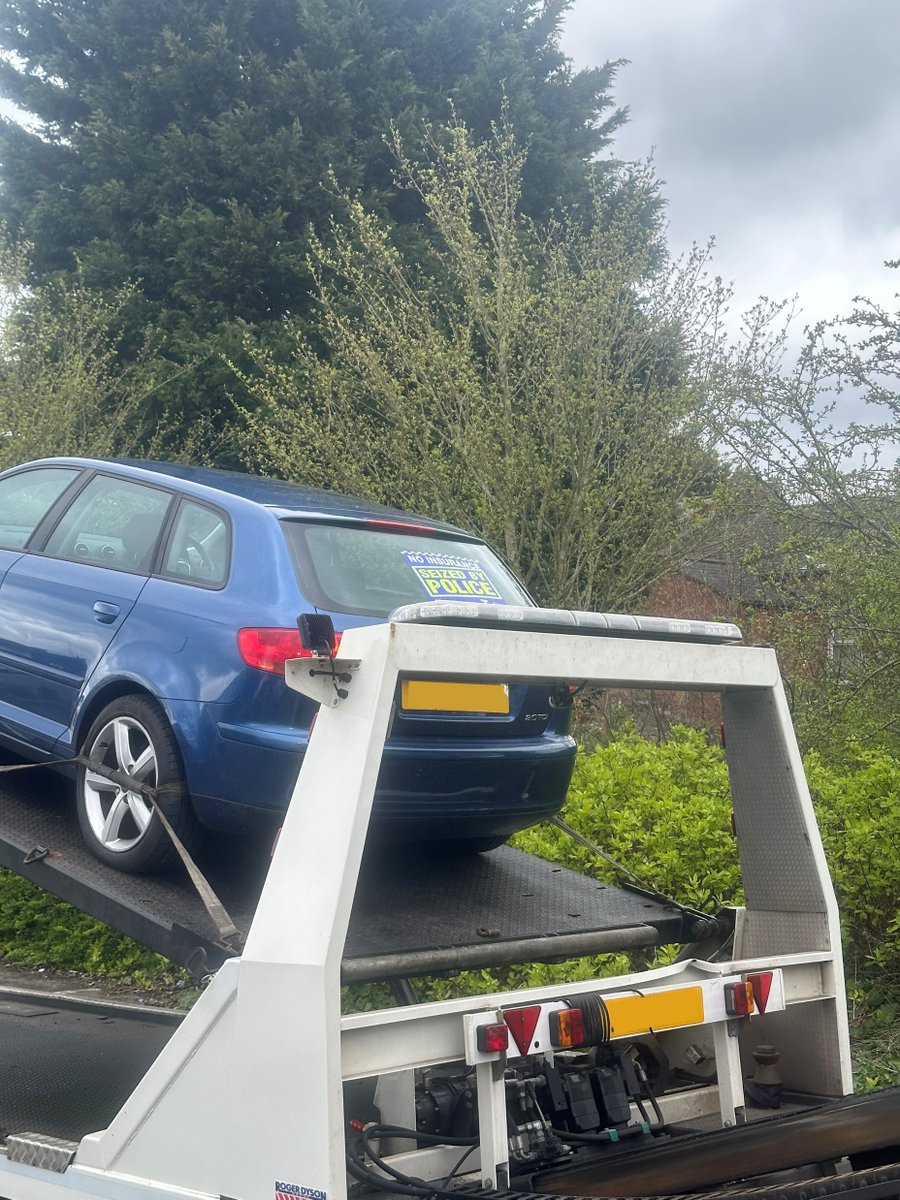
[0, 602, 897, 1200]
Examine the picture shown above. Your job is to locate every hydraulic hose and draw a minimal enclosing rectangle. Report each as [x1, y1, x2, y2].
[346, 1123, 480, 1200]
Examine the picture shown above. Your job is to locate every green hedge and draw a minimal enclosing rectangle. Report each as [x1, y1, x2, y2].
[805, 747, 900, 989]
[0, 870, 175, 985]
[514, 728, 741, 912]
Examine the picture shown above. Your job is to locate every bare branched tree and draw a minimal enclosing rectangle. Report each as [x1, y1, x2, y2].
[0, 245, 202, 468]
[710, 270, 900, 751]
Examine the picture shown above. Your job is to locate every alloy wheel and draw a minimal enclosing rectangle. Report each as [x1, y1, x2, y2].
[82, 716, 157, 853]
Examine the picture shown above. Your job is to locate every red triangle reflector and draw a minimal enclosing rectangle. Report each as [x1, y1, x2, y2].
[749, 972, 773, 1013]
[503, 1005, 541, 1056]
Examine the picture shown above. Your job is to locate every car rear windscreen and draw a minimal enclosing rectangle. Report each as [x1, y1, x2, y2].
[281, 522, 532, 618]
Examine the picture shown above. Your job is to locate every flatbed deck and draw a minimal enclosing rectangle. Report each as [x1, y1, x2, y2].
[0, 762, 692, 979]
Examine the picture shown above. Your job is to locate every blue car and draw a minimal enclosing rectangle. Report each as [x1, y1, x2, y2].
[0, 458, 576, 871]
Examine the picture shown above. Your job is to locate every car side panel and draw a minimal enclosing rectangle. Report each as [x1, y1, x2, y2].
[0, 548, 24, 589]
[62, 505, 313, 753]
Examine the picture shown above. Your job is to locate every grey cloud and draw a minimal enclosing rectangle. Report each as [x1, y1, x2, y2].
[566, 0, 900, 167]
[560, 1, 900, 325]
[658, 0, 900, 166]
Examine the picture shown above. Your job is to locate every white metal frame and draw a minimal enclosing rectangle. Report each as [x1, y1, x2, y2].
[0, 617, 851, 1200]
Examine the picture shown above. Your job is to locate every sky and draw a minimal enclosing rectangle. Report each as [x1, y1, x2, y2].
[560, 0, 900, 333]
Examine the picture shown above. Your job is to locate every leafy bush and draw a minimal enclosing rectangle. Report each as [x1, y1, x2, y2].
[513, 727, 741, 912]
[849, 989, 900, 1091]
[0, 869, 175, 986]
[521, 731, 900, 994]
[805, 747, 900, 991]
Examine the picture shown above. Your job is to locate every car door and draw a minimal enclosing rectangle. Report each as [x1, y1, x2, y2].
[0, 472, 174, 751]
[0, 464, 86, 747]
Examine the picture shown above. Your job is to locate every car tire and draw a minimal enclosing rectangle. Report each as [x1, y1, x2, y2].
[76, 695, 201, 874]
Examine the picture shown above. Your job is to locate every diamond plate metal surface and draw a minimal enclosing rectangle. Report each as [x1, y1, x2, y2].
[740, 1001, 847, 1097]
[738, 911, 831, 958]
[6, 1132, 77, 1171]
[0, 761, 263, 972]
[722, 691, 829, 925]
[0, 999, 176, 1143]
[345, 844, 686, 957]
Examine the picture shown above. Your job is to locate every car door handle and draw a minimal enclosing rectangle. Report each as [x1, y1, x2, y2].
[92, 601, 120, 623]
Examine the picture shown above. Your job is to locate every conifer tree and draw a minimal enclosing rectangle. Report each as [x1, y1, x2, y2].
[0, 0, 626, 436]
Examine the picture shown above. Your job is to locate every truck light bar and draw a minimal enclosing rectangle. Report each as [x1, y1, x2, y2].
[389, 601, 743, 645]
[463, 972, 786, 1064]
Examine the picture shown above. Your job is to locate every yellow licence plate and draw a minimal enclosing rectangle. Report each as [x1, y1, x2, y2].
[401, 680, 510, 714]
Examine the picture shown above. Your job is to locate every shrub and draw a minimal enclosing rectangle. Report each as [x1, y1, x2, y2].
[0, 869, 175, 986]
[513, 726, 741, 913]
[517, 731, 900, 993]
[805, 747, 900, 991]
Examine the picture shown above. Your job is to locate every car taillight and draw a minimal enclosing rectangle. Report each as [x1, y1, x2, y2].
[237, 627, 342, 674]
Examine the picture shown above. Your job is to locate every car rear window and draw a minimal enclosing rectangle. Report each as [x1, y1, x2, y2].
[281, 522, 531, 617]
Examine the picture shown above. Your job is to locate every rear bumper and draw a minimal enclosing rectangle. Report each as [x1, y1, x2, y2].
[169, 701, 575, 839]
[373, 736, 576, 840]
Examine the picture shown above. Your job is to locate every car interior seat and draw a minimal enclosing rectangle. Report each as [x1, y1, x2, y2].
[121, 511, 163, 571]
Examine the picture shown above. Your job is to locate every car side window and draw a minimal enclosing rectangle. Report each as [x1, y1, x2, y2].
[43, 475, 172, 572]
[162, 501, 229, 586]
[0, 467, 80, 550]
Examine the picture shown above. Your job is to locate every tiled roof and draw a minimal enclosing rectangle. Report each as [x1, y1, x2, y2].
[676, 510, 796, 607]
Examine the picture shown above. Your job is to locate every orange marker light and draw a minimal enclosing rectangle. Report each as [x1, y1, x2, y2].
[724, 980, 755, 1017]
[549, 1007, 586, 1049]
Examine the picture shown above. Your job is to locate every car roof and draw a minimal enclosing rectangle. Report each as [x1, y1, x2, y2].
[26, 457, 473, 537]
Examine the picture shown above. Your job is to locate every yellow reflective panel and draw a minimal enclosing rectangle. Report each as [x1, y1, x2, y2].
[605, 986, 704, 1039]
[401, 680, 510, 714]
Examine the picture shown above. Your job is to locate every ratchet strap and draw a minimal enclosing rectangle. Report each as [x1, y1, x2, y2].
[549, 813, 711, 923]
[0, 755, 243, 952]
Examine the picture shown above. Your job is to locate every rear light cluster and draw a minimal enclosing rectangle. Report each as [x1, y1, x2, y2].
[724, 971, 774, 1017]
[237, 627, 343, 674]
[476, 1023, 509, 1054]
[475, 1004, 590, 1059]
[724, 980, 755, 1017]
